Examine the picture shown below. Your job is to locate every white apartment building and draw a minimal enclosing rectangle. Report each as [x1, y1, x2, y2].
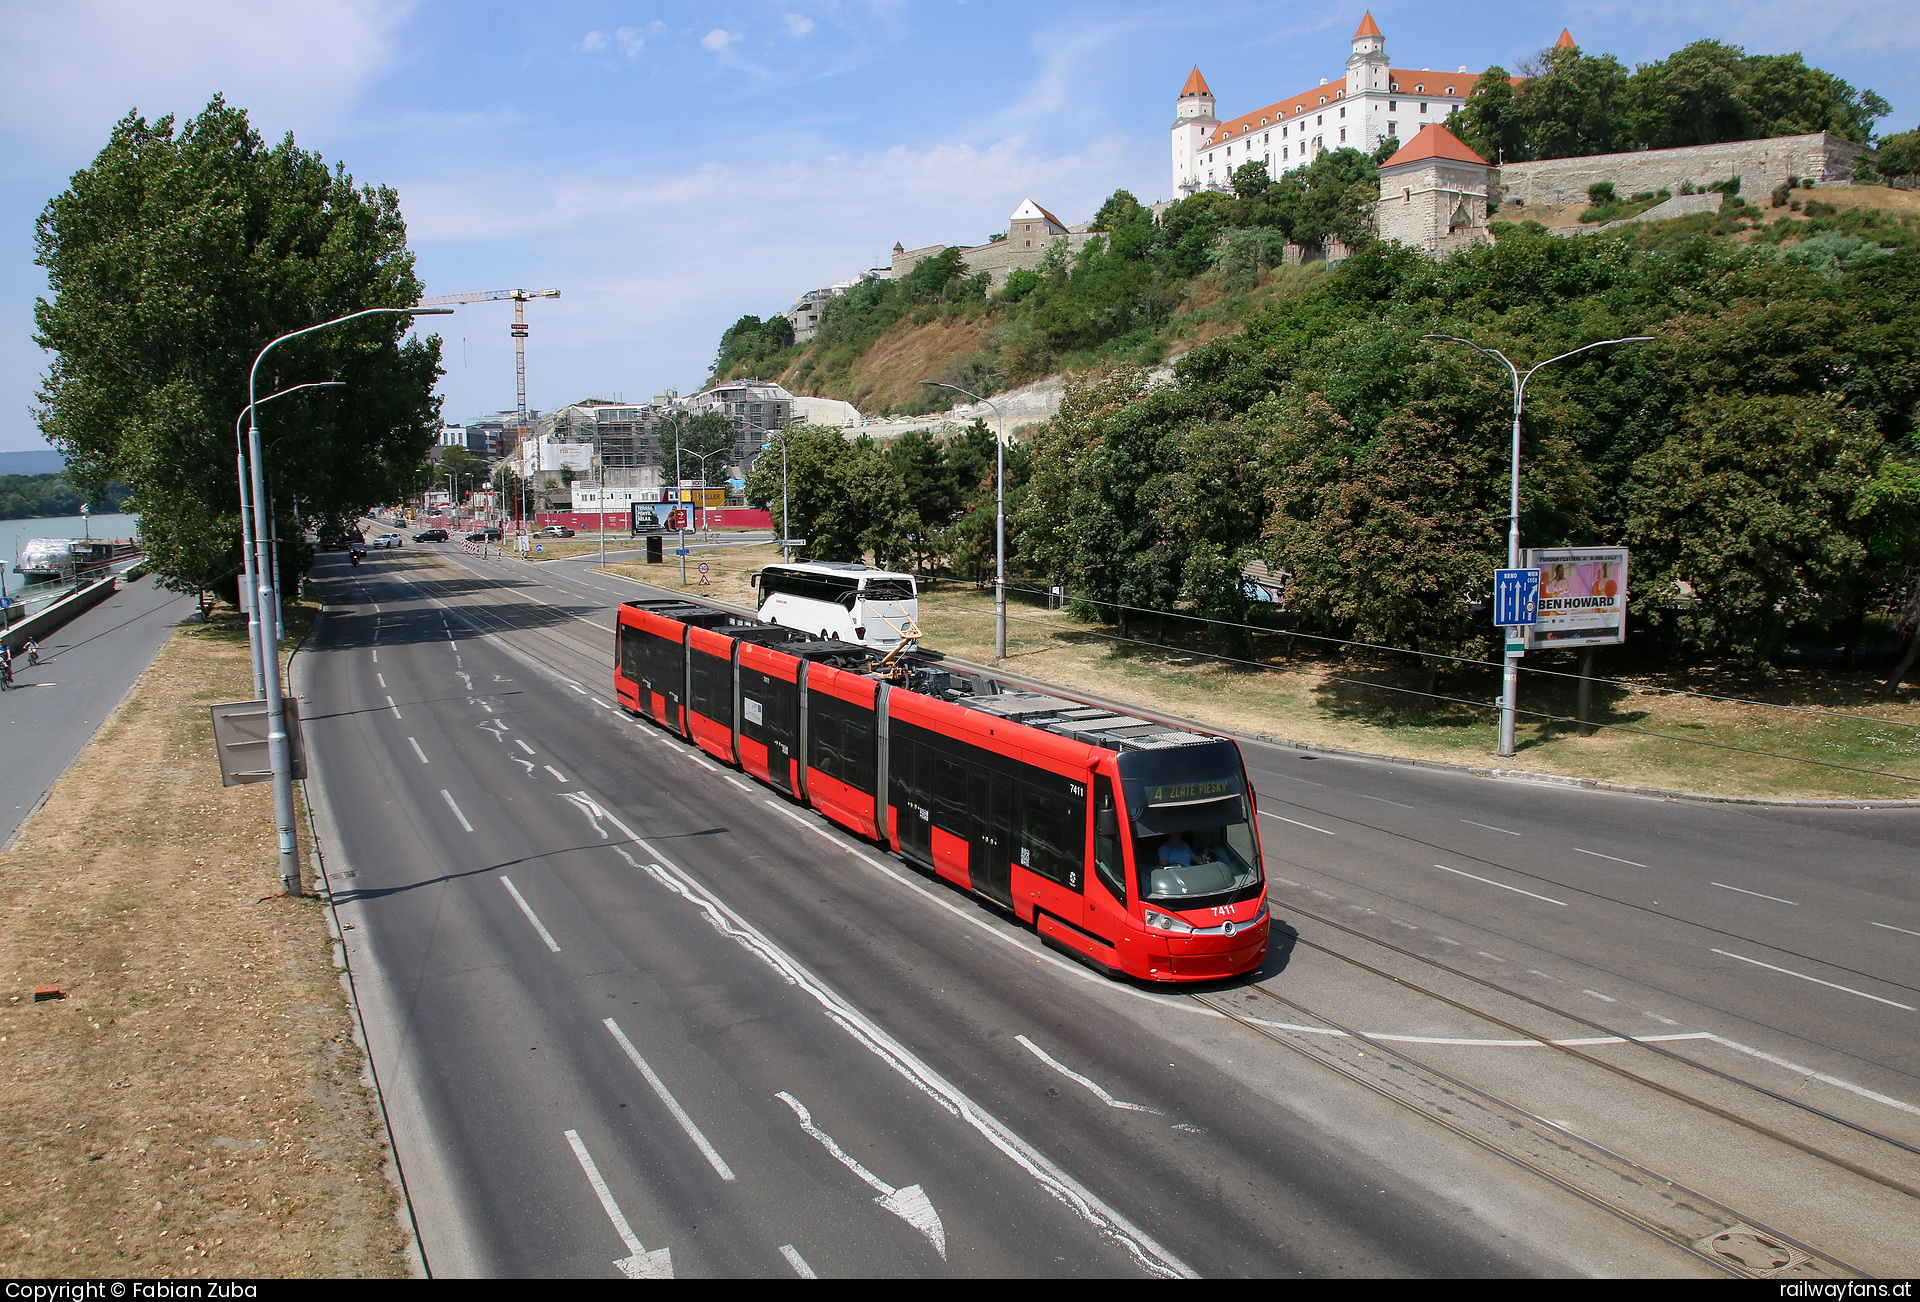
[1170, 13, 1547, 197]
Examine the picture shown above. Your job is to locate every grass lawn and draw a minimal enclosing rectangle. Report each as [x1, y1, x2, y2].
[0, 602, 408, 1277]
[597, 546, 1920, 800]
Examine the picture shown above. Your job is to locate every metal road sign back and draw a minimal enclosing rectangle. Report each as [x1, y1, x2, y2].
[1492, 567, 1541, 626]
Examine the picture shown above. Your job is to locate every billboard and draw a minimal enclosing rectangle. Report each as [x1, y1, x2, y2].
[1524, 547, 1627, 649]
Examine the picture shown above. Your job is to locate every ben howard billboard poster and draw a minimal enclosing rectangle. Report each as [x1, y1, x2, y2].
[1524, 547, 1628, 649]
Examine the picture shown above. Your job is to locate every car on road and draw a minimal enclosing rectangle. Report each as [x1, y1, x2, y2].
[533, 525, 575, 538]
[371, 533, 404, 549]
[413, 528, 449, 542]
[466, 528, 503, 542]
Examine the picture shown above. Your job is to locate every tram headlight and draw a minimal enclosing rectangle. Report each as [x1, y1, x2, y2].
[1142, 908, 1193, 934]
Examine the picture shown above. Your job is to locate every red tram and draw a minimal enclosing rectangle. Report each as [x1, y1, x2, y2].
[613, 598, 1269, 982]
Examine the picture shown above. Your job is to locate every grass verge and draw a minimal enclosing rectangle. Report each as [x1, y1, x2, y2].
[0, 602, 409, 1277]
[600, 545, 1920, 800]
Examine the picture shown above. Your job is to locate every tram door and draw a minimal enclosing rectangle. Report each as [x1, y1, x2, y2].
[975, 773, 1015, 906]
[898, 744, 933, 862]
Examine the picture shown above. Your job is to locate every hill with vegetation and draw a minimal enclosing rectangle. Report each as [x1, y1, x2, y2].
[0, 472, 132, 521]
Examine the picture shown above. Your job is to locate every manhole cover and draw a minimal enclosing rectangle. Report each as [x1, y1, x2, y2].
[1694, 1226, 1810, 1276]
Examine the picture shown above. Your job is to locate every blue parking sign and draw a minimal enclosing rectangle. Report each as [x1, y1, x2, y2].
[1493, 567, 1541, 626]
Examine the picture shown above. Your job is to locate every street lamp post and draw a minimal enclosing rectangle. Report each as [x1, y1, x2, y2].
[247, 305, 451, 895]
[1422, 332, 1653, 757]
[235, 381, 344, 700]
[760, 432, 790, 562]
[920, 381, 1007, 659]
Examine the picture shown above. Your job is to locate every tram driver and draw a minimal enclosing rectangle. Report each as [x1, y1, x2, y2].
[1156, 829, 1213, 867]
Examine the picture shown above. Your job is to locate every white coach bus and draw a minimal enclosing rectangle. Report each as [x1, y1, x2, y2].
[749, 561, 921, 651]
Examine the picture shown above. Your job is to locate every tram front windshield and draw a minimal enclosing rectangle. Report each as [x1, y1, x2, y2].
[1118, 745, 1262, 908]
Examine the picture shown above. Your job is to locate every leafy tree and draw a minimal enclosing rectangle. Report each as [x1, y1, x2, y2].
[436, 444, 486, 496]
[661, 410, 739, 481]
[33, 96, 441, 601]
[1875, 128, 1920, 187]
[711, 313, 795, 381]
[1230, 159, 1272, 200]
[1452, 65, 1528, 163]
[1265, 147, 1382, 247]
[743, 425, 911, 565]
[0, 473, 132, 521]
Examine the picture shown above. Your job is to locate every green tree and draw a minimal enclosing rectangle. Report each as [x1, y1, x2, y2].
[33, 96, 441, 601]
[1265, 147, 1381, 248]
[662, 410, 739, 481]
[1230, 158, 1272, 200]
[1874, 128, 1920, 187]
[1516, 45, 1633, 158]
[1452, 65, 1528, 162]
[711, 312, 796, 381]
[743, 425, 911, 565]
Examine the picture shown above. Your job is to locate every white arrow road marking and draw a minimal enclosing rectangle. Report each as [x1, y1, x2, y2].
[512, 757, 535, 777]
[563, 1129, 674, 1279]
[562, 791, 611, 839]
[777, 1091, 945, 1259]
[603, 1019, 736, 1181]
[590, 807, 1194, 1278]
[456, 671, 472, 691]
[1017, 1035, 1163, 1113]
[478, 719, 509, 742]
[501, 876, 561, 952]
[779, 1244, 816, 1278]
[440, 790, 474, 832]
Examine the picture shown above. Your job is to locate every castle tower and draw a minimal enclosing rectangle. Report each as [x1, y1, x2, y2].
[1346, 12, 1389, 97]
[1555, 28, 1577, 50]
[1376, 124, 1500, 258]
[1171, 66, 1218, 197]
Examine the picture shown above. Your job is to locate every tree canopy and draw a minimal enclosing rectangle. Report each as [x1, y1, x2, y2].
[33, 96, 442, 598]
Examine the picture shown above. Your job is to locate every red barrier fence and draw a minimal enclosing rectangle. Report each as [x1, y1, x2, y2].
[533, 509, 773, 532]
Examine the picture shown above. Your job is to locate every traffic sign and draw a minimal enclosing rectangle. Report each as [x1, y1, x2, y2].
[0, 597, 11, 610]
[674, 548, 690, 557]
[1492, 568, 1541, 627]
[696, 562, 708, 573]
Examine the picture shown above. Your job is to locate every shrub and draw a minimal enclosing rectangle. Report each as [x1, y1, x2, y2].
[1588, 181, 1617, 205]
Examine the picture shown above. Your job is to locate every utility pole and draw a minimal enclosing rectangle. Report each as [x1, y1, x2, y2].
[920, 381, 1007, 659]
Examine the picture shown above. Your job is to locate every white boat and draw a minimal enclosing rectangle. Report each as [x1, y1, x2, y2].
[13, 538, 78, 582]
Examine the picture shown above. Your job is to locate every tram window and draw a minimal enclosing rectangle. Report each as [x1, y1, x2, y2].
[841, 716, 872, 790]
[1020, 786, 1069, 885]
[809, 712, 842, 780]
[1092, 776, 1126, 904]
[690, 650, 731, 725]
[934, 757, 968, 833]
[618, 627, 641, 684]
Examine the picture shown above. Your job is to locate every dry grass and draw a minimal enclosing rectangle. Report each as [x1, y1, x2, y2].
[597, 548, 1920, 799]
[0, 605, 409, 1277]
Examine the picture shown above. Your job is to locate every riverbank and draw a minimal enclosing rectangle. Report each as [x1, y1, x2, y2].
[0, 602, 409, 1277]
[597, 544, 1920, 802]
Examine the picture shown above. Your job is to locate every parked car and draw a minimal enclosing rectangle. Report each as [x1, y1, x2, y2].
[413, 528, 449, 542]
[533, 525, 575, 538]
[466, 528, 503, 542]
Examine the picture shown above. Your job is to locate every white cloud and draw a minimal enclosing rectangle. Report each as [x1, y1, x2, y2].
[784, 13, 815, 39]
[0, 0, 416, 166]
[701, 28, 743, 53]
[615, 26, 647, 59]
[579, 29, 609, 53]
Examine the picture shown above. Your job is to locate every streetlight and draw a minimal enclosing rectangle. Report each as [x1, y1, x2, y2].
[235, 381, 344, 699]
[247, 305, 451, 895]
[920, 380, 1007, 660]
[1422, 332, 1652, 758]
[759, 431, 790, 562]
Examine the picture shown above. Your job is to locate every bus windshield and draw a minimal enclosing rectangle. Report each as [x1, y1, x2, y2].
[1118, 749, 1262, 907]
[860, 579, 915, 603]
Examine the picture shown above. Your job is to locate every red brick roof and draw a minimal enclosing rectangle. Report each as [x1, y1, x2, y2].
[1354, 11, 1382, 38]
[1205, 70, 1479, 145]
[1180, 67, 1212, 97]
[1380, 123, 1490, 168]
[1555, 28, 1576, 50]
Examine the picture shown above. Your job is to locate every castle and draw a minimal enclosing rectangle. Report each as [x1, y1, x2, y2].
[1172, 12, 1514, 196]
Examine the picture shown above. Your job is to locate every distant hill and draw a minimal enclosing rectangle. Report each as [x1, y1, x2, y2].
[0, 450, 64, 476]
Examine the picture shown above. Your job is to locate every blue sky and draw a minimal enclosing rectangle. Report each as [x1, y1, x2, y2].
[3, 0, 1916, 453]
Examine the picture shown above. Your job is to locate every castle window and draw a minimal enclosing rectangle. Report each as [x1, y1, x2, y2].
[1446, 86, 1455, 95]
[1389, 100, 1396, 111]
[1389, 82, 1398, 92]
[1404, 188, 1411, 203]
[1389, 121, 1397, 137]
[1340, 106, 1346, 118]
[1318, 96, 1326, 105]
[1316, 114, 1323, 125]
[1340, 128, 1346, 142]
[1415, 84, 1424, 92]
[1420, 102, 1428, 114]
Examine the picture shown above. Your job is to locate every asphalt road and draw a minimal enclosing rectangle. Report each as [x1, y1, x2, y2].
[297, 542, 1920, 1276]
[0, 574, 190, 849]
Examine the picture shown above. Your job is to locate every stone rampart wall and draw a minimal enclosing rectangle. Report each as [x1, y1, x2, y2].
[891, 233, 1098, 290]
[1499, 133, 1861, 207]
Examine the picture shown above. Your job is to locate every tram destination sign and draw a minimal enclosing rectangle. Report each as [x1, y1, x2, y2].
[1143, 778, 1238, 807]
[1523, 547, 1628, 650]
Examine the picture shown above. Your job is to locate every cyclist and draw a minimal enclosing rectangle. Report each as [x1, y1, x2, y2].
[23, 638, 39, 667]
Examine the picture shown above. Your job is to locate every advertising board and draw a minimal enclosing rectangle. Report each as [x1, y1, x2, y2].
[1523, 547, 1628, 649]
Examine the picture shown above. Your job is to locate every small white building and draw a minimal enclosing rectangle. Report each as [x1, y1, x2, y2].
[1375, 124, 1499, 258]
[1172, 12, 1527, 196]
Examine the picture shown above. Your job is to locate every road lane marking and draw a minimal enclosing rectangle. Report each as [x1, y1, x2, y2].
[1259, 811, 1335, 836]
[516, 739, 535, 754]
[1354, 792, 1413, 808]
[724, 776, 752, 792]
[779, 1245, 816, 1279]
[561, 791, 611, 839]
[544, 765, 569, 782]
[689, 755, 718, 773]
[1016, 1035, 1163, 1113]
[1575, 847, 1648, 868]
[371, 650, 377, 662]
[590, 798, 1193, 1277]
[1460, 819, 1520, 836]
[777, 1091, 946, 1259]
[563, 1130, 674, 1279]
[377, 673, 386, 688]
[1434, 864, 1569, 906]
[1581, 989, 1618, 1003]
[513, 757, 535, 777]
[1712, 882, 1799, 906]
[501, 876, 562, 952]
[1710, 949, 1914, 1011]
[407, 737, 429, 764]
[566, 682, 587, 694]
[1872, 922, 1920, 938]
[386, 696, 402, 719]
[603, 1018, 737, 1181]
[1706, 1034, 1920, 1116]
[440, 790, 473, 832]
[590, 697, 612, 709]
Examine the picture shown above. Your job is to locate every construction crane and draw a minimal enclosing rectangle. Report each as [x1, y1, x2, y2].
[415, 287, 561, 454]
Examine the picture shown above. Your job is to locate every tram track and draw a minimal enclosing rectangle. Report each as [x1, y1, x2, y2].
[1269, 899, 1920, 1197]
[1189, 984, 1864, 1279]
